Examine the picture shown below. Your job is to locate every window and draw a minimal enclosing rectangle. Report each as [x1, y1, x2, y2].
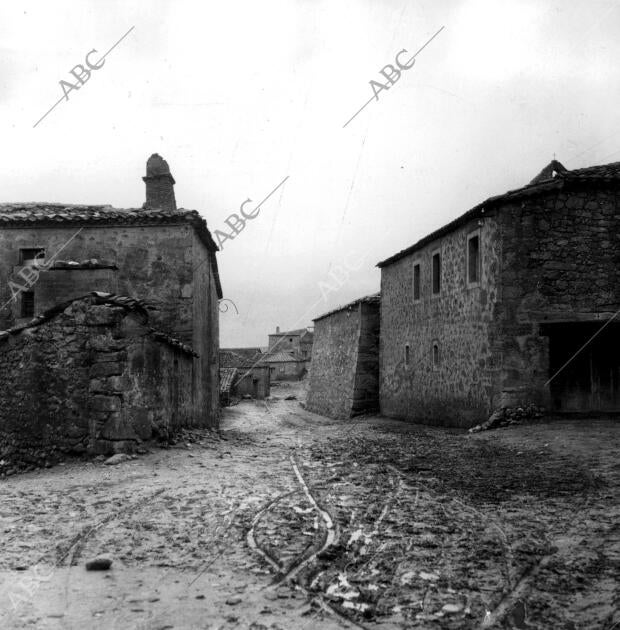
[432, 341, 440, 370]
[405, 344, 410, 367]
[20, 248, 45, 266]
[302, 350, 307, 358]
[467, 234, 480, 284]
[432, 251, 441, 295]
[279, 366, 285, 373]
[413, 263, 421, 301]
[289, 337, 293, 342]
[21, 291, 35, 318]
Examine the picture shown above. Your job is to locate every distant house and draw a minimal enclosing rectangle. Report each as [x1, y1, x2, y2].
[377, 159, 620, 427]
[259, 351, 306, 381]
[219, 348, 270, 401]
[307, 294, 380, 419]
[268, 327, 314, 364]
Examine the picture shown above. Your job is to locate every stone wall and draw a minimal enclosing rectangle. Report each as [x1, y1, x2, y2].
[496, 186, 620, 408]
[268, 334, 300, 355]
[379, 183, 620, 425]
[191, 231, 220, 425]
[379, 216, 502, 427]
[234, 366, 270, 399]
[307, 299, 380, 420]
[352, 301, 381, 414]
[0, 222, 220, 427]
[36, 268, 118, 312]
[269, 360, 304, 381]
[0, 224, 193, 332]
[0, 297, 195, 474]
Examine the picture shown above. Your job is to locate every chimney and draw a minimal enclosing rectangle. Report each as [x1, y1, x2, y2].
[143, 153, 176, 211]
[276, 326, 280, 333]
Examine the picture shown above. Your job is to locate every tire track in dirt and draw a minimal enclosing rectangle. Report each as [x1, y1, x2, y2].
[273, 455, 338, 585]
[246, 462, 338, 586]
[246, 488, 301, 573]
[246, 455, 376, 630]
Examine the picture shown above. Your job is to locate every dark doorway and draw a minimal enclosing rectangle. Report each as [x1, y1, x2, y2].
[543, 321, 620, 412]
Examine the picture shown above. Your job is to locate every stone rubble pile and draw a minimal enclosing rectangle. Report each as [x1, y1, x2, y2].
[468, 403, 545, 433]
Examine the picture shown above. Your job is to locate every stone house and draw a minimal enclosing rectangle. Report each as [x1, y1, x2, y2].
[377, 159, 620, 427]
[307, 294, 380, 419]
[259, 351, 306, 381]
[219, 348, 270, 400]
[0, 154, 223, 457]
[268, 327, 314, 363]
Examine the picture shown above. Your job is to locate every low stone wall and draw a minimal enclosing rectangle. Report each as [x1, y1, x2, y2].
[0, 295, 195, 475]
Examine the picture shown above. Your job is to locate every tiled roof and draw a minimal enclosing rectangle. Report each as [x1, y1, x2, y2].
[313, 293, 381, 322]
[220, 350, 248, 368]
[566, 160, 620, 180]
[259, 351, 300, 363]
[219, 368, 237, 393]
[377, 159, 620, 268]
[221, 347, 262, 360]
[0, 291, 198, 357]
[220, 350, 266, 369]
[0, 203, 222, 298]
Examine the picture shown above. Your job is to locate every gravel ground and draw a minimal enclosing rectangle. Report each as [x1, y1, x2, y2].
[0, 382, 618, 630]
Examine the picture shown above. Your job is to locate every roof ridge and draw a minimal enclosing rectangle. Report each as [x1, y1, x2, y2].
[377, 157, 620, 269]
[313, 292, 381, 322]
[0, 203, 223, 299]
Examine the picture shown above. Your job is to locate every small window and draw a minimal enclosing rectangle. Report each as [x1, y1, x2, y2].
[405, 344, 410, 367]
[289, 337, 293, 342]
[413, 263, 421, 301]
[279, 366, 285, 373]
[20, 248, 45, 266]
[432, 252, 441, 295]
[468, 234, 480, 284]
[21, 291, 35, 318]
[432, 341, 440, 370]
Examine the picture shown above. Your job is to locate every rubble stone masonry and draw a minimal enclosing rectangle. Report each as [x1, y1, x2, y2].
[380, 217, 502, 427]
[308, 298, 380, 419]
[0, 297, 194, 475]
[496, 188, 620, 406]
[0, 222, 220, 427]
[379, 182, 620, 426]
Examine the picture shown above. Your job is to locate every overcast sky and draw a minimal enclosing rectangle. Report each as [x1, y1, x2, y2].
[2, 0, 619, 346]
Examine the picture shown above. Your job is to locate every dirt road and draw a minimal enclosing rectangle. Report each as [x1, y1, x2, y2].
[1, 382, 618, 629]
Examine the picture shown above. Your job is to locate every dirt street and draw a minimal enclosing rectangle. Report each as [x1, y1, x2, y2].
[1, 382, 618, 630]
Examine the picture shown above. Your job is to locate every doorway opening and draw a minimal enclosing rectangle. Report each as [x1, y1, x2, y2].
[542, 321, 620, 412]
